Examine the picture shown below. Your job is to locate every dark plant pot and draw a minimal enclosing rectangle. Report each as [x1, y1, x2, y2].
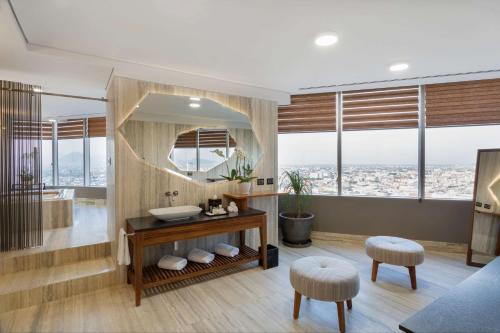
[279, 212, 314, 248]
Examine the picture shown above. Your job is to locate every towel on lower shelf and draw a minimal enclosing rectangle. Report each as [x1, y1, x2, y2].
[117, 228, 130, 266]
[158, 254, 187, 270]
[188, 248, 215, 264]
[215, 243, 239, 257]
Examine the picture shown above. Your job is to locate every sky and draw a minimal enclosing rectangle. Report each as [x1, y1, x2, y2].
[278, 125, 500, 166]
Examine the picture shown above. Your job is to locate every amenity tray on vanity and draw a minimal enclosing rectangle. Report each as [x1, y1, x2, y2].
[126, 208, 268, 306]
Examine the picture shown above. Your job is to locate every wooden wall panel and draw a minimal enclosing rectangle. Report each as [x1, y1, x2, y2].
[107, 77, 278, 279]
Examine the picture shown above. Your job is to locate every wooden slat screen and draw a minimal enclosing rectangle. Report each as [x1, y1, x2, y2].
[88, 117, 106, 137]
[174, 130, 236, 148]
[57, 119, 84, 139]
[278, 93, 336, 133]
[342, 86, 419, 130]
[1, 80, 43, 251]
[426, 78, 500, 127]
[13, 120, 43, 139]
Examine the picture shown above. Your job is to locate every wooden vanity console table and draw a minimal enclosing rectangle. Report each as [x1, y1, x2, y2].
[126, 208, 267, 306]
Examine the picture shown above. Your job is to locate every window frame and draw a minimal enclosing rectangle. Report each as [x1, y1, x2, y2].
[43, 117, 107, 188]
[279, 84, 498, 201]
[170, 128, 233, 172]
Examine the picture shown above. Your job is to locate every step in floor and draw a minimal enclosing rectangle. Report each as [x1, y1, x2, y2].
[0, 257, 116, 313]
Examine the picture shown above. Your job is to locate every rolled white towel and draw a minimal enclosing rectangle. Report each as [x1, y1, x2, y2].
[188, 248, 215, 264]
[158, 254, 187, 271]
[215, 243, 239, 257]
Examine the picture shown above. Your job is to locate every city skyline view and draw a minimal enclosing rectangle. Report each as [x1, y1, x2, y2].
[278, 125, 500, 199]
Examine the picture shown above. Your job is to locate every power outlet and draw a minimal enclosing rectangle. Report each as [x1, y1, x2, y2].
[257, 178, 265, 185]
[266, 178, 274, 185]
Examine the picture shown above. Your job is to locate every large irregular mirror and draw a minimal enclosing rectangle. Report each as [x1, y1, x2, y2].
[120, 93, 262, 183]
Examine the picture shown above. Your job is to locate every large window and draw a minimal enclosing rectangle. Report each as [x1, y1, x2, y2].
[58, 139, 84, 186]
[278, 132, 337, 194]
[41, 139, 53, 186]
[342, 129, 418, 197]
[40, 117, 107, 187]
[89, 137, 107, 187]
[278, 79, 500, 200]
[425, 125, 500, 199]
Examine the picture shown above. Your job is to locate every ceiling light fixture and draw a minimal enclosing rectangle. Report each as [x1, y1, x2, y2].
[190, 97, 201, 101]
[33, 87, 43, 93]
[389, 63, 409, 72]
[315, 33, 338, 47]
[135, 104, 140, 109]
[189, 103, 201, 108]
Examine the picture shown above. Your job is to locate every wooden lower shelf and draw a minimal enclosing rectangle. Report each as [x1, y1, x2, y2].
[130, 246, 260, 289]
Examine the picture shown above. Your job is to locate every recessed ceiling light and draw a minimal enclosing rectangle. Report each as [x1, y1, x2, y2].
[189, 103, 201, 108]
[135, 104, 140, 109]
[190, 97, 201, 101]
[33, 87, 42, 93]
[389, 63, 409, 72]
[315, 33, 338, 47]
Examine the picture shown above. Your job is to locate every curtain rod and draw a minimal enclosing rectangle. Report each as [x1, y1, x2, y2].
[0, 87, 108, 102]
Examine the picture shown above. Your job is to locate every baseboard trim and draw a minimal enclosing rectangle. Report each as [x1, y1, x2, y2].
[311, 231, 468, 254]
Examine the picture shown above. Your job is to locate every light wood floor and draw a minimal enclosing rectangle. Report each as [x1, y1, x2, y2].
[0, 239, 477, 333]
[0, 200, 109, 261]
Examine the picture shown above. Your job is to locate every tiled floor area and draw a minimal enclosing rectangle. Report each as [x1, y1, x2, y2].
[0, 238, 478, 332]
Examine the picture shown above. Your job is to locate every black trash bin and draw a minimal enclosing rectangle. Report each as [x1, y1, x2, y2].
[259, 244, 279, 269]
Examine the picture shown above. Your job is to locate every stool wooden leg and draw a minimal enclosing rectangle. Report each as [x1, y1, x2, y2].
[408, 266, 417, 289]
[346, 299, 352, 310]
[293, 291, 301, 319]
[371, 260, 380, 282]
[336, 301, 345, 333]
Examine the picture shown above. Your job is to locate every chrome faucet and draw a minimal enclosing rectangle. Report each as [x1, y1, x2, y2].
[165, 190, 179, 206]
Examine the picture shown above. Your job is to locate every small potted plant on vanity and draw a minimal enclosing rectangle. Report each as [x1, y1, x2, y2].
[214, 148, 256, 194]
[279, 170, 314, 248]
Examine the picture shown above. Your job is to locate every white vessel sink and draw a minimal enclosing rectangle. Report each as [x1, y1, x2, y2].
[149, 205, 202, 221]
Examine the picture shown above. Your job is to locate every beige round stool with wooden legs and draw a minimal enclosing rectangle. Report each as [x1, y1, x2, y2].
[290, 256, 360, 333]
[365, 236, 424, 289]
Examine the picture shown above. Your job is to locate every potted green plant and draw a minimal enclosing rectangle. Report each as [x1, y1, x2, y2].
[20, 170, 34, 185]
[279, 170, 314, 248]
[212, 148, 256, 194]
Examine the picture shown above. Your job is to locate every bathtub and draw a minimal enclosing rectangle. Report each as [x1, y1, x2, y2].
[42, 189, 74, 229]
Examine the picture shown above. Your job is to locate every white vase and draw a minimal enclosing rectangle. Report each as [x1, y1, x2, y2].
[239, 182, 251, 194]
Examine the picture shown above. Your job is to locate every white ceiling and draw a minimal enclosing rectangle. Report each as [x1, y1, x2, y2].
[8, 0, 500, 94]
[131, 94, 251, 129]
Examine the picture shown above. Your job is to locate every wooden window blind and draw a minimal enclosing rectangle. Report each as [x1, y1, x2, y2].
[41, 122, 53, 140]
[278, 93, 336, 133]
[425, 78, 500, 127]
[174, 130, 236, 148]
[57, 119, 84, 139]
[199, 130, 236, 148]
[88, 117, 106, 137]
[342, 86, 419, 130]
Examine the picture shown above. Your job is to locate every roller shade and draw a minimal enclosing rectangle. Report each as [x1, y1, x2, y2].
[174, 130, 236, 148]
[278, 93, 336, 133]
[88, 117, 106, 137]
[342, 86, 419, 130]
[426, 78, 500, 127]
[57, 119, 84, 139]
[41, 122, 53, 140]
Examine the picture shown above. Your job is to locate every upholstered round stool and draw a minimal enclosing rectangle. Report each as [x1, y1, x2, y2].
[290, 256, 359, 333]
[365, 236, 424, 289]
